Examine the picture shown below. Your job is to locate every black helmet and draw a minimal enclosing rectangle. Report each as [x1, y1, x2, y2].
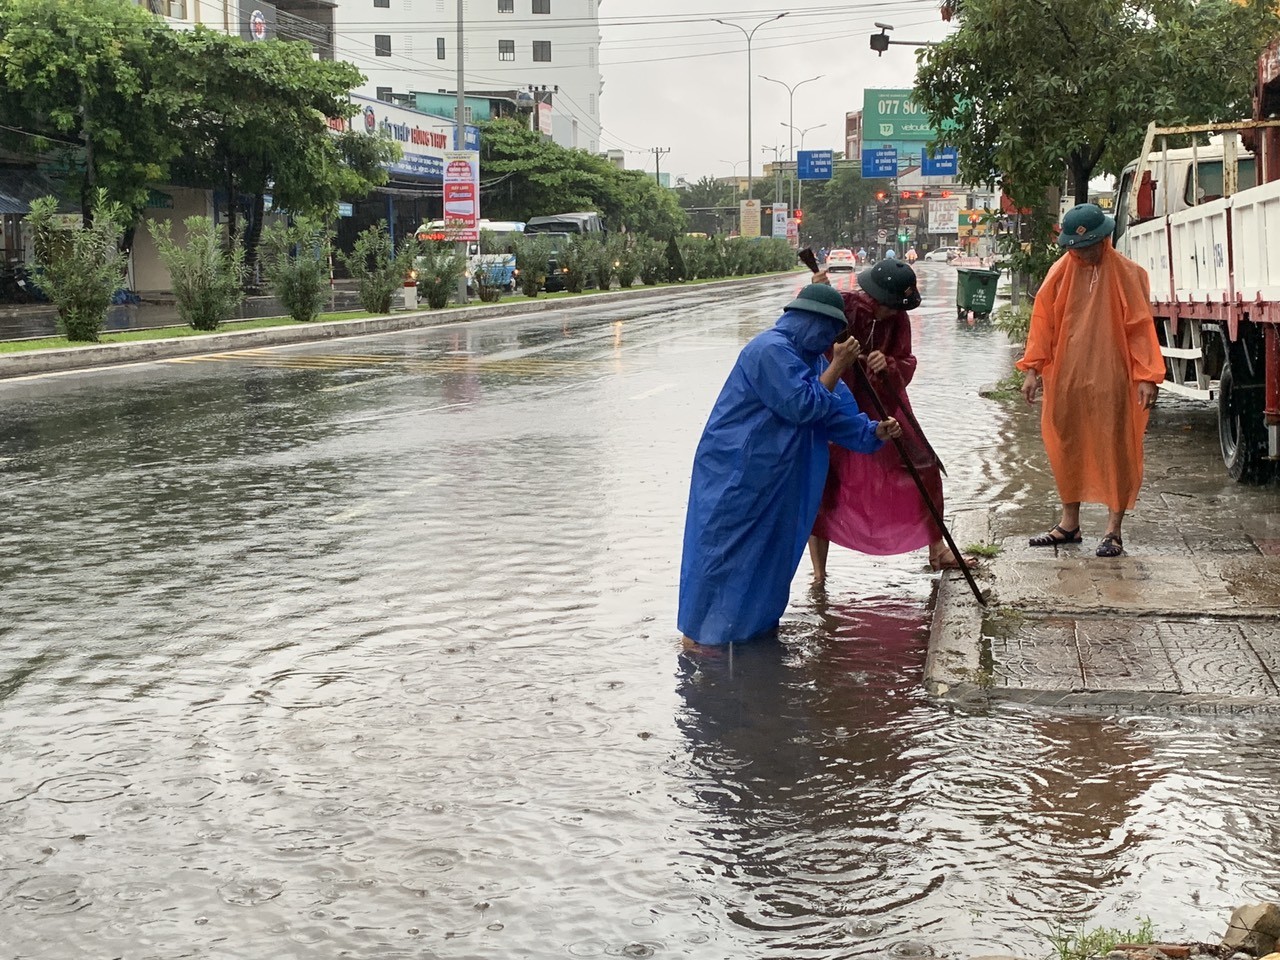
[857, 259, 921, 311]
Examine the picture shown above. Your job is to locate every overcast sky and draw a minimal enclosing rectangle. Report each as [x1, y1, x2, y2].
[597, 0, 957, 185]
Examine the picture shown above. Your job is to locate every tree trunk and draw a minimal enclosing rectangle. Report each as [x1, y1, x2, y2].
[1068, 153, 1092, 205]
[243, 191, 267, 287]
[224, 166, 239, 257]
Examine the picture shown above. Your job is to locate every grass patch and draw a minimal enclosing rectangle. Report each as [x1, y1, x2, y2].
[1044, 918, 1157, 960]
[979, 369, 1025, 401]
[0, 310, 386, 354]
[963, 541, 1001, 558]
[1, 270, 792, 355]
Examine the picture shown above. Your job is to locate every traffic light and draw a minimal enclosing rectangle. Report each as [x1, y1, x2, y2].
[794, 208, 803, 224]
[875, 191, 887, 201]
[901, 191, 911, 200]
[941, 190, 952, 198]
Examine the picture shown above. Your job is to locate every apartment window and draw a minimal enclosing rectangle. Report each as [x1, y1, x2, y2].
[437, 37, 446, 59]
[498, 0, 513, 10]
[374, 0, 389, 7]
[499, 39, 515, 61]
[532, 40, 551, 61]
[376, 86, 393, 101]
[532, 0, 549, 12]
[588, 93, 596, 115]
[374, 34, 391, 56]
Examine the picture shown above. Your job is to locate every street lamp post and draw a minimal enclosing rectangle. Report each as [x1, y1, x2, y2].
[760, 73, 822, 213]
[713, 14, 787, 204]
[718, 159, 746, 205]
[783, 121, 827, 215]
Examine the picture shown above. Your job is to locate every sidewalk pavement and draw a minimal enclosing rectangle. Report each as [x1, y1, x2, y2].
[0, 274, 782, 381]
[927, 508, 1280, 715]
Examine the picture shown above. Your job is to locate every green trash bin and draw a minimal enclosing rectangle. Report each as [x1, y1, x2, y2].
[956, 267, 1000, 320]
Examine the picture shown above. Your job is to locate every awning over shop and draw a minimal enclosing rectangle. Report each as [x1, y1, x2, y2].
[0, 167, 61, 216]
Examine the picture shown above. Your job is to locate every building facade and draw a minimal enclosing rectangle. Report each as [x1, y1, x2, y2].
[331, 0, 603, 152]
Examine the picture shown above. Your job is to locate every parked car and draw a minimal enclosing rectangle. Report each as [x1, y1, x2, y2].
[524, 212, 606, 236]
[923, 247, 959, 262]
[825, 248, 857, 272]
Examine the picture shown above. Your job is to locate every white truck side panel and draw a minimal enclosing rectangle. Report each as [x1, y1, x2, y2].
[1123, 219, 1172, 303]
[1230, 177, 1280, 303]
[1169, 197, 1231, 302]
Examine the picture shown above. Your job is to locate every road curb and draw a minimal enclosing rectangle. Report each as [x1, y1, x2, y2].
[0, 273, 791, 381]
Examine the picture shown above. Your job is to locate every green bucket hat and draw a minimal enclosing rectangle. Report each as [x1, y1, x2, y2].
[784, 283, 847, 324]
[857, 259, 922, 311]
[1057, 202, 1115, 249]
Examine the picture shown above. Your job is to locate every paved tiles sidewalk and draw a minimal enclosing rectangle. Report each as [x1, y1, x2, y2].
[927, 510, 1280, 714]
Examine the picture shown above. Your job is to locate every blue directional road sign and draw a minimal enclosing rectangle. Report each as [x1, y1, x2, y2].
[797, 149, 833, 181]
[861, 147, 897, 178]
[920, 146, 958, 176]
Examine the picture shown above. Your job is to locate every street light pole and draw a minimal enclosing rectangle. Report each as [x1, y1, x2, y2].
[760, 74, 822, 213]
[713, 14, 786, 204]
[784, 121, 827, 215]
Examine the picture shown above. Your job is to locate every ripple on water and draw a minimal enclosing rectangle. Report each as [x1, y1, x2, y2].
[37, 772, 131, 803]
[8, 874, 91, 915]
[217, 877, 285, 906]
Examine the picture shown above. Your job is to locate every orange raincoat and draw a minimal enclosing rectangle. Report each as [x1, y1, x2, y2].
[1015, 241, 1164, 512]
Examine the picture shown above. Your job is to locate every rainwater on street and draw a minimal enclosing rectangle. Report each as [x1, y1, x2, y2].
[1, 269, 1278, 959]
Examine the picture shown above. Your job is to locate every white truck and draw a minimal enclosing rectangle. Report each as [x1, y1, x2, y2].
[1113, 60, 1280, 481]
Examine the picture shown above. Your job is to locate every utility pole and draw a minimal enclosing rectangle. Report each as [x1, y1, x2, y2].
[760, 74, 822, 214]
[454, 0, 468, 305]
[650, 147, 671, 186]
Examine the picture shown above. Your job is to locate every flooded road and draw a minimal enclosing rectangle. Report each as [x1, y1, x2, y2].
[1, 271, 1277, 958]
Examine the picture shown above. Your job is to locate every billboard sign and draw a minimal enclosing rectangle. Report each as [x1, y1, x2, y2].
[861, 147, 897, 178]
[442, 151, 480, 241]
[921, 146, 959, 177]
[771, 203, 788, 238]
[345, 95, 482, 181]
[928, 197, 962, 234]
[863, 89, 936, 141]
[797, 150, 833, 181]
[739, 199, 761, 238]
[537, 102, 553, 136]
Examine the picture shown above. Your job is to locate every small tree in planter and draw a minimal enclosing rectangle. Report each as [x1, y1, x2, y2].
[513, 234, 552, 297]
[665, 234, 687, 282]
[338, 222, 419, 315]
[25, 190, 127, 342]
[585, 234, 618, 291]
[415, 240, 467, 309]
[261, 216, 331, 323]
[615, 237, 639, 288]
[472, 228, 505, 303]
[638, 237, 668, 285]
[147, 216, 245, 331]
[556, 235, 589, 293]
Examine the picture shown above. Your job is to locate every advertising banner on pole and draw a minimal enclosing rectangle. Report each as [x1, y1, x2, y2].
[442, 150, 480, 241]
[785, 218, 799, 248]
[928, 197, 962, 234]
[771, 203, 788, 238]
[739, 199, 761, 238]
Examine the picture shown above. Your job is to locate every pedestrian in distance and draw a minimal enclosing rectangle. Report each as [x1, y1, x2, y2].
[1017, 202, 1164, 557]
[807, 259, 958, 581]
[678, 284, 902, 649]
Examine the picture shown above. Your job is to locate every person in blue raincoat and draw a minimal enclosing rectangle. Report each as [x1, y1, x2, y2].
[678, 284, 902, 648]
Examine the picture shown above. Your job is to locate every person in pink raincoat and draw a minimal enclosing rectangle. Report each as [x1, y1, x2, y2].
[808, 259, 956, 580]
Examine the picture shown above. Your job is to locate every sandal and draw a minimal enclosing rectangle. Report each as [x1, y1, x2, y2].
[1096, 533, 1124, 557]
[1029, 524, 1082, 547]
[930, 548, 963, 571]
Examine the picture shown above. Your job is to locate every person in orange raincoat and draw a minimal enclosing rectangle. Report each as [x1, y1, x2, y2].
[1016, 203, 1165, 557]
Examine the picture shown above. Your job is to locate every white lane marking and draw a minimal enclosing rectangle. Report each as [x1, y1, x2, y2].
[628, 383, 676, 401]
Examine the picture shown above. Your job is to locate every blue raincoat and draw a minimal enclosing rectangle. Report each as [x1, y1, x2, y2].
[678, 308, 884, 646]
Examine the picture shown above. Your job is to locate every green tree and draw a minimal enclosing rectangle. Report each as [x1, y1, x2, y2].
[0, 0, 180, 225]
[338, 222, 418, 315]
[261, 216, 331, 323]
[26, 189, 127, 341]
[914, 0, 1278, 206]
[164, 27, 371, 269]
[147, 215, 245, 331]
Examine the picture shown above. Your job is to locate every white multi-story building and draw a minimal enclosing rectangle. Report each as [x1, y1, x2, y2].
[331, 0, 603, 152]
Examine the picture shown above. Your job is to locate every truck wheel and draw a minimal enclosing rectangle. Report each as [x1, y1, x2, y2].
[1217, 360, 1270, 483]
